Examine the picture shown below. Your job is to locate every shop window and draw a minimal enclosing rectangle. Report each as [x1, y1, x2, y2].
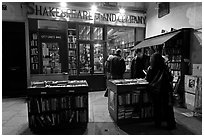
[79, 25, 90, 40]
[93, 27, 103, 40]
[29, 19, 68, 74]
[79, 43, 91, 74]
[68, 23, 77, 75]
[107, 26, 135, 71]
[94, 43, 104, 73]
[42, 42, 61, 74]
[158, 2, 170, 18]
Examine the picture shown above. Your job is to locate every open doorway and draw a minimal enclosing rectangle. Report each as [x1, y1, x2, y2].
[2, 22, 27, 97]
[107, 26, 135, 71]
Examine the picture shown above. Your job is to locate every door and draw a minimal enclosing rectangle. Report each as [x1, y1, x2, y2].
[71, 24, 106, 91]
[2, 22, 27, 97]
[77, 41, 106, 91]
[78, 42, 92, 75]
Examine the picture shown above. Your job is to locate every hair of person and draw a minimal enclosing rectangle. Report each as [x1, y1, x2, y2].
[135, 48, 142, 53]
[150, 52, 165, 70]
[116, 49, 121, 55]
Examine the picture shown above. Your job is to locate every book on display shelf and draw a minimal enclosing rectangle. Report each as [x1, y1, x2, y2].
[107, 79, 153, 124]
[27, 80, 89, 131]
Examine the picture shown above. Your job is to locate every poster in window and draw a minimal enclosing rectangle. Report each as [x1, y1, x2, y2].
[184, 75, 198, 94]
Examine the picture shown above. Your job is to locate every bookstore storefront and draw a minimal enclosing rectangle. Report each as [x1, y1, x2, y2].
[27, 3, 146, 91]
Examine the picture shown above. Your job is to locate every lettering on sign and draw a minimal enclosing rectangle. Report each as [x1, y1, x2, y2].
[27, 4, 146, 27]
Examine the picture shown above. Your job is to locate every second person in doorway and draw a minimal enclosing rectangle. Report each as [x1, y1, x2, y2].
[131, 48, 150, 79]
[104, 49, 126, 97]
[109, 49, 126, 79]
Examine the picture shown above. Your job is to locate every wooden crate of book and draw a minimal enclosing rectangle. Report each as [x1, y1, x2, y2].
[107, 79, 153, 124]
[27, 80, 89, 132]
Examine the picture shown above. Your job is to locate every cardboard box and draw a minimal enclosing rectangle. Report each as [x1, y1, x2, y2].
[184, 75, 198, 94]
[185, 75, 202, 111]
[185, 92, 196, 111]
[193, 64, 202, 69]
[192, 64, 202, 76]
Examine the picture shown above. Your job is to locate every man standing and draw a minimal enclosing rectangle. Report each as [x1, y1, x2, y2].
[131, 48, 150, 79]
[110, 49, 126, 79]
[104, 49, 126, 97]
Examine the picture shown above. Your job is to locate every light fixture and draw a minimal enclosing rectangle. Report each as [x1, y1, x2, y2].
[91, 4, 97, 13]
[119, 8, 125, 14]
[60, 2, 67, 7]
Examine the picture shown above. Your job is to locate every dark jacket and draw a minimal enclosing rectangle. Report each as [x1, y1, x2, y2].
[131, 55, 150, 79]
[110, 54, 126, 79]
[145, 53, 175, 127]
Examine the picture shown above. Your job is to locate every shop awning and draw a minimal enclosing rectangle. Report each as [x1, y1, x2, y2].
[132, 31, 181, 50]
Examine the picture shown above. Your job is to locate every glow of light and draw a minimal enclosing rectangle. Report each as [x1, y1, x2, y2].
[60, 2, 67, 7]
[90, 5, 97, 24]
[91, 5, 97, 13]
[119, 8, 125, 14]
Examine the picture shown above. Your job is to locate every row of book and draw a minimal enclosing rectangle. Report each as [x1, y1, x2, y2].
[28, 96, 87, 113]
[170, 55, 182, 62]
[30, 40, 38, 47]
[30, 56, 39, 63]
[32, 33, 38, 40]
[29, 109, 87, 128]
[68, 62, 77, 69]
[171, 70, 181, 77]
[118, 106, 153, 120]
[68, 43, 77, 49]
[30, 80, 88, 87]
[68, 50, 76, 56]
[118, 92, 149, 106]
[30, 48, 38, 55]
[30, 32, 39, 73]
[31, 63, 39, 70]
[166, 48, 181, 55]
[168, 62, 181, 70]
[68, 36, 76, 43]
[68, 69, 77, 75]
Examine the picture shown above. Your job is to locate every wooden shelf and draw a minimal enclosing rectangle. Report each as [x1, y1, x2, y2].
[27, 80, 89, 132]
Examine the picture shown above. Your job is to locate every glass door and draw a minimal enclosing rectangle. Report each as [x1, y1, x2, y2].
[78, 24, 105, 75]
[93, 25, 105, 74]
[93, 42, 104, 73]
[79, 42, 91, 75]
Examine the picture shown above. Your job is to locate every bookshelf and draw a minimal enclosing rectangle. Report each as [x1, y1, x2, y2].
[139, 28, 192, 106]
[68, 27, 77, 75]
[27, 80, 89, 132]
[107, 79, 153, 124]
[165, 40, 183, 89]
[30, 31, 40, 74]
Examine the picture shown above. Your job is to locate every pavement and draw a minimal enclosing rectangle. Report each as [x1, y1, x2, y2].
[2, 91, 202, 135]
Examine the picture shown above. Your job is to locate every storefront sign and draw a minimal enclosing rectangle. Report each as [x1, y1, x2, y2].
[27, 3, 146, 27]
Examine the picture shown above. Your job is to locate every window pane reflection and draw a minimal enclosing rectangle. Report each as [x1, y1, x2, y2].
[94, 43, 103, 73]
[79, 43, 91, 74]
[79, 25, 90, 40]
[93, 27, 103, 40]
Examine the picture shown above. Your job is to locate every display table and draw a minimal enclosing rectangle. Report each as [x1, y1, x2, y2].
[27, 80, 89, 132]
[107, 79, 153, 125]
